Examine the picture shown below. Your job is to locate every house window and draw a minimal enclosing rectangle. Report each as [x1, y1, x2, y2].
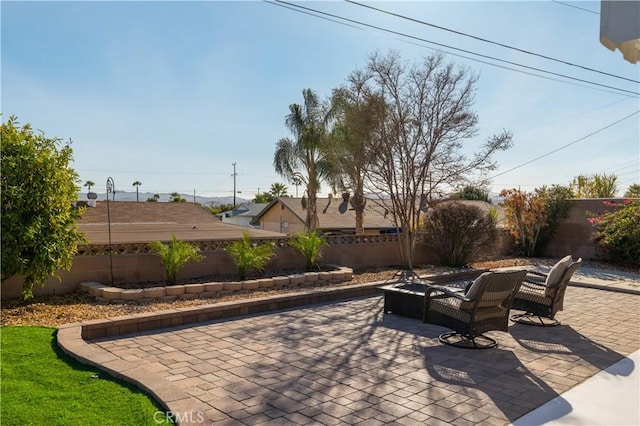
[282, 221, 289, 233]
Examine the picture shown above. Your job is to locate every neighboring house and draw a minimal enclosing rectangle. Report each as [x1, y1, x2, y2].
[254, 196, 398, 235]
[216, 203, 268, 228]
[254, 196, 506, 235]
[77, 201, 285, 245]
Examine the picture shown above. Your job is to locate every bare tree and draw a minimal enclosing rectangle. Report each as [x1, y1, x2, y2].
[362, 51, 512, 269]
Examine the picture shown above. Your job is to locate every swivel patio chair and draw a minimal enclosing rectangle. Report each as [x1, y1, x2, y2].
[423, 269, 527, 349]
[510, 256, 582, 326]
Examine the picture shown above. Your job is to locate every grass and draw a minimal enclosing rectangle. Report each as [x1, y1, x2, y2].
[0, 326, 172, 426]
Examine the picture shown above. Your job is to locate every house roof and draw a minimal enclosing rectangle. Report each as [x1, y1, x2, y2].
[258, 197, 397, 230]
[77, 201, 286, 244]
[225, 203, 269, 218]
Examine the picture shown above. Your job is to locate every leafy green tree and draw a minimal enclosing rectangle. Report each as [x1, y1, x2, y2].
[624, 183, 640, 198]
[252, 193, 272, 204]
[1, 116, 85, 299]
[148, 235, 203, 285]
[132, 180, 142, 202]
[289, 231, 328, 271]
[535, 184, 574, 253]
[330, 80, 386, 234]
[274, 89, 335, 232]
[208, 203, 235, 215]
[225, 232, 275, 280]
[454, 185, 491, 203]
[571, 173, 618, 198]
[169, 192, 186, 203]
[83, 180, 95, 194]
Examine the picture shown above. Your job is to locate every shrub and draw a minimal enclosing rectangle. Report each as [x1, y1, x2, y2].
[225, 232, 275, 280]
[149, 235, 203, 285]
[421, 202, 497, 267]
[500, 185, 573, 257]
[588, 200, 640, 266]
[290, 231, 328, 271]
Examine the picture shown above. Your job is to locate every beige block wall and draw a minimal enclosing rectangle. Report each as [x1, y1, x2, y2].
[541, 198, 626, 260]
[4, 199, 623, 299]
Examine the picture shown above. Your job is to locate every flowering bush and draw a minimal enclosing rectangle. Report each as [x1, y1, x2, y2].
[588, 199, 640, 266]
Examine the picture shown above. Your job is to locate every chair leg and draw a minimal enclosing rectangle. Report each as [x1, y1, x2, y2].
[438, 332, 498, 349]
[510, 312, 560, 327]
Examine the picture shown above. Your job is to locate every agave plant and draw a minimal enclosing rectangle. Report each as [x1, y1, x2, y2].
[225, 232, 275, 280]
[290, 231, 328, 271]
[148, 235, 203, 285]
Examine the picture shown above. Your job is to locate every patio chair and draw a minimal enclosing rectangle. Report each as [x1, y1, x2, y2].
[510, 256, 582, 327]
[423, 269, 527, 349]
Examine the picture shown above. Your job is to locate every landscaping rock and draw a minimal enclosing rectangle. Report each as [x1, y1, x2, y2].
[205, 282, 224, 292]
[120, 289, 144, 301]
[165, 285, 185, 296]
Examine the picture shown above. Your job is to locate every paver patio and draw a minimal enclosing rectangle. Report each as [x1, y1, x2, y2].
[60, 284, 639, 425]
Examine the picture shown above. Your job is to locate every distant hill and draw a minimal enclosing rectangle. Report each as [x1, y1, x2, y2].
[78, 191, 249, 206]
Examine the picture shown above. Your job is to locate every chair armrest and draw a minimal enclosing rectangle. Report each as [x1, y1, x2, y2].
[426, 284, 472, 302]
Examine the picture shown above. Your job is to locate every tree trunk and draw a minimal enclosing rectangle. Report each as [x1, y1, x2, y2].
[352, 193, 366, 235]
[306, 190, 318, 232]
[398, 228, 414, 270]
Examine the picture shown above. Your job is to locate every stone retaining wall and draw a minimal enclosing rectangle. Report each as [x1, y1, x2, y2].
[78, 266, 353, 304]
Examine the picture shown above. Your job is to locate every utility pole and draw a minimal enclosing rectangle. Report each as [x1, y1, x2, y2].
[232, 162, 238, 206]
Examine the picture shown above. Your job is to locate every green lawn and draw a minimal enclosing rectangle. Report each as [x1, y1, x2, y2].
[0, 326, 172, 425]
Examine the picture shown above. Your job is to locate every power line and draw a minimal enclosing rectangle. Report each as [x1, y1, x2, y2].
[345, 0, 637, 84]
[393, 36, 637, 98]
[490, 110, 640, 179]
[552, 0, 599, 15]
[270, 0, 639, 97]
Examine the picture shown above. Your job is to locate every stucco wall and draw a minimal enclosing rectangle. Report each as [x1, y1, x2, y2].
[541, 198, 628, 260]
[260, 205, 305, 234]
[8, 198, 621, 299]
[1, 231, 516, 299]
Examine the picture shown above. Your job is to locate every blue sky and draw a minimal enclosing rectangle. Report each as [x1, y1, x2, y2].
[2, 1, 638, 199]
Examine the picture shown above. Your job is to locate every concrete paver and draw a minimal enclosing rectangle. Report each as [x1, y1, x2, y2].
[58, 271, 640, 425]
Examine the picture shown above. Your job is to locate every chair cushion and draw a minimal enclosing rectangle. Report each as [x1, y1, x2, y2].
[516, 285, 552, 304]
[430, 298, 472, 322]
[545, 255, 572, 287]
[464, 272, 491, 301]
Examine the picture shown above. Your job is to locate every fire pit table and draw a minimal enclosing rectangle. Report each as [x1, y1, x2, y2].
[380, 269, 489, 319]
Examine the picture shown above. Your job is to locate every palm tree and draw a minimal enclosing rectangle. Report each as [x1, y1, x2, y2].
[132, 180, 142, 202]
[274, 89, 334, 232]
[83, 180, 95, 194]
[268, 182, 288, 199]
[625, 183, 640, 198]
